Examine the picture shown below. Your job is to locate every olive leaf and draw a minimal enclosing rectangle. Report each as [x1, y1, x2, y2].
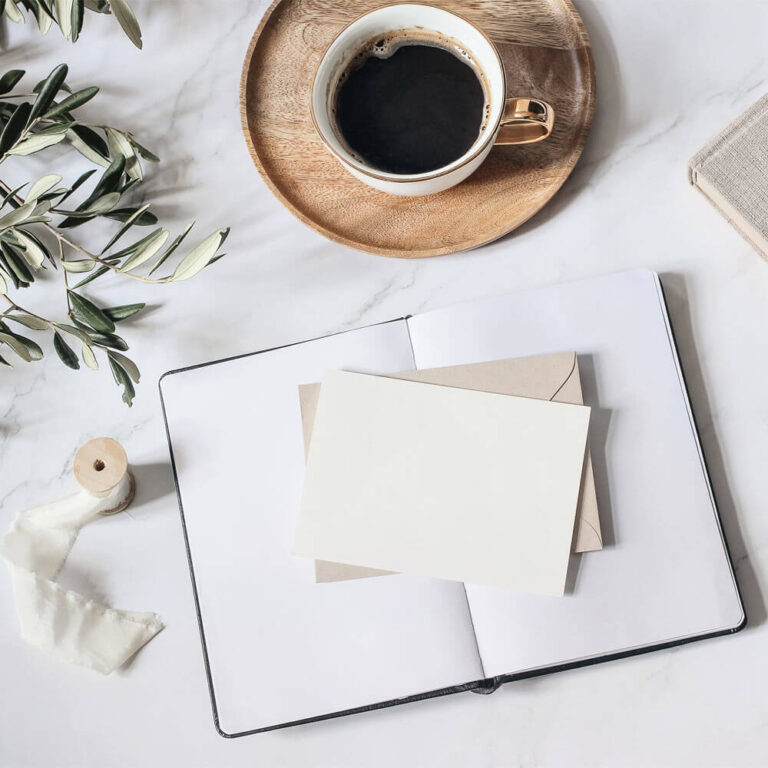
[0, 70, 25, 95]
[108, 0, 141, 49]
[27, 64, 68, 125]
[108, 354, 134, 406]
[171, 228, 229, 281]
[67, 290, 115, 332]
[7, 313, 49, 330]
[45, 86, 98, 119]
[61, 258, 95, 272]
[81, 342, 98, 369]
[54, 0, 73, 36]
[0, 103, 32, 157]
[7, 131, 66, 156]
[71, 0, 84, 42]
[26, 174, 63, 202]
[11, 230, 47, 269]
[53, 329, 80, 369]
[119, 228, 168, 272]
[108, 349, 139, 382]
[103, 302, 144, 322]
[0, 64, 229, 406]
[0, 331, 33, 361]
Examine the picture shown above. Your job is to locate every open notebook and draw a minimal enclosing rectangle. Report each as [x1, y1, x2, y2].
[159, 270, 744, 737]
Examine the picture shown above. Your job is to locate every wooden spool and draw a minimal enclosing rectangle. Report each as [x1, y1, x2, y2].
[73, 437, 135, 515]
[240, 0, 596, 257]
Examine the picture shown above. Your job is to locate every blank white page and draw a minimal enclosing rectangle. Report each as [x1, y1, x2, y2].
[295, 371, 590, 594]
[407, 270, 743, 677]
[160, 321, 482, 735]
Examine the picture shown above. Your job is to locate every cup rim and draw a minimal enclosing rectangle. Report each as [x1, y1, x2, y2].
[309, 2, 507, 184]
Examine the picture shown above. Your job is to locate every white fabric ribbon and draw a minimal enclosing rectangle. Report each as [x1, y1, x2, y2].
[2, 472, 163, 673]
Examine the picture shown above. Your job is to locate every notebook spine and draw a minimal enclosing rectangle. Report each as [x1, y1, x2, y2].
[469, 677, 503, 695]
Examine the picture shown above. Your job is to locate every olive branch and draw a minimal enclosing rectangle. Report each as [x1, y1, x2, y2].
[2, 0, 143, 48]
[0, 64, 229, 405]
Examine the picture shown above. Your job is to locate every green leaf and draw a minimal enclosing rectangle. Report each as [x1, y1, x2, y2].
[16, 228, 52, 268]
[108, 354, 135, 406]
[148, 221, 193, 275]
[4, 328, 43, 360]
[108, 349, 139, 382]
[0, 70, 25, 95]
[68, 290, 115, 332]
[85, 329, 127, 350]
[104, 206, 156, 226]
[71, 0, 84, 42]
[53, 329, 79, 369]
[57, 191, 120, 225]
[84, 191, 120, 214]
[87, 153, 125, 201]
[105, 127, 141, 180]
[128, 135, 159, 162]
[119, 228, 168, 272]
[2, 182, 29, 209]
[66, 124, 109, 165]
[107, 224, 161, 259]
[0, 102, 32, 156]
[11, 229, 47, 269]
[36, 121, 72, 135]
[1, 243, 33, 284]
[61, 258, 95, 273]
[44, 86, 98, 119]
[25, 173, 62, 202]
[99, 202, 150, 254]
[27, 63, 68, 126]
[54, 322, 90, 343]
[0, 256, 16, 289]
[0, 269, 5, 294]
[7, 130, 66, 155]
[103, 302, 144, 322]
[0, 200, 36, 229]
[57, 168, 96, 205]
[54, 0, 73, 36]
[3, 0, 24, 23]
[170, 229, 229, 282]
[108, 0, 141, 48]
[81, 342, 97, 369]
[6, 313, 49, 330]
[33, 0, 54, 34]
[71, 263, 108, 288]
[0, 331, 32, 361]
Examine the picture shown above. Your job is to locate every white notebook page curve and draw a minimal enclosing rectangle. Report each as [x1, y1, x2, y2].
[407, 270, 743, 677]
[161, 321, 483, 734]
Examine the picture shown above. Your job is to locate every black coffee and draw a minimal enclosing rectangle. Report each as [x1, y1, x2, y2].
[334, 40, 486, 175]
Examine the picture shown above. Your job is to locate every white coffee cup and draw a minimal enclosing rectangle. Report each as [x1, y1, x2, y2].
[310, 4, 554, 197]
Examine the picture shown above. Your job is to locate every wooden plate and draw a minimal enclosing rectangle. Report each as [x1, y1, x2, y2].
[240, 0, 595, 258]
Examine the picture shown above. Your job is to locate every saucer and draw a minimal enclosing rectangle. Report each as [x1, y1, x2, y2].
[240, 0, 595, 258]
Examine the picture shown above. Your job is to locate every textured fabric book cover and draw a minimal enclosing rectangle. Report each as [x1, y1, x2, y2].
[689, 92, 768, 258]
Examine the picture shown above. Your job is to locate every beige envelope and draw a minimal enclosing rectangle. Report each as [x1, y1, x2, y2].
[299, 352, 602, 583]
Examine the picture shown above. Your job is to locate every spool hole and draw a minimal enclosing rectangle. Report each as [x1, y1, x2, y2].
[93, 459, 105, 472]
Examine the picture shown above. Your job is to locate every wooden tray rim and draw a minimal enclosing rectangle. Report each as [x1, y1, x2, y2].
[239, 0, 597, 258]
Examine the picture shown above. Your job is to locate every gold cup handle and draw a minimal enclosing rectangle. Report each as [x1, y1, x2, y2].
[494, 97, 555, 146]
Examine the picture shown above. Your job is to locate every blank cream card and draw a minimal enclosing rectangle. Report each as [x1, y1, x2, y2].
[293, 370, 591, 595]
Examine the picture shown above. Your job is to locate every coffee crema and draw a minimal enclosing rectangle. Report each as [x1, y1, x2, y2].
[332, 32, 489, 175]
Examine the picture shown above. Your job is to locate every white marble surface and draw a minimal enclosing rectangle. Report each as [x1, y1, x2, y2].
[1, 1, 768, 765]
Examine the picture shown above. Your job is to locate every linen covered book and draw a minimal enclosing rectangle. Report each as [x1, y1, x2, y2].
[689, 92, 768, 259]
[159, 270, 743, 737]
